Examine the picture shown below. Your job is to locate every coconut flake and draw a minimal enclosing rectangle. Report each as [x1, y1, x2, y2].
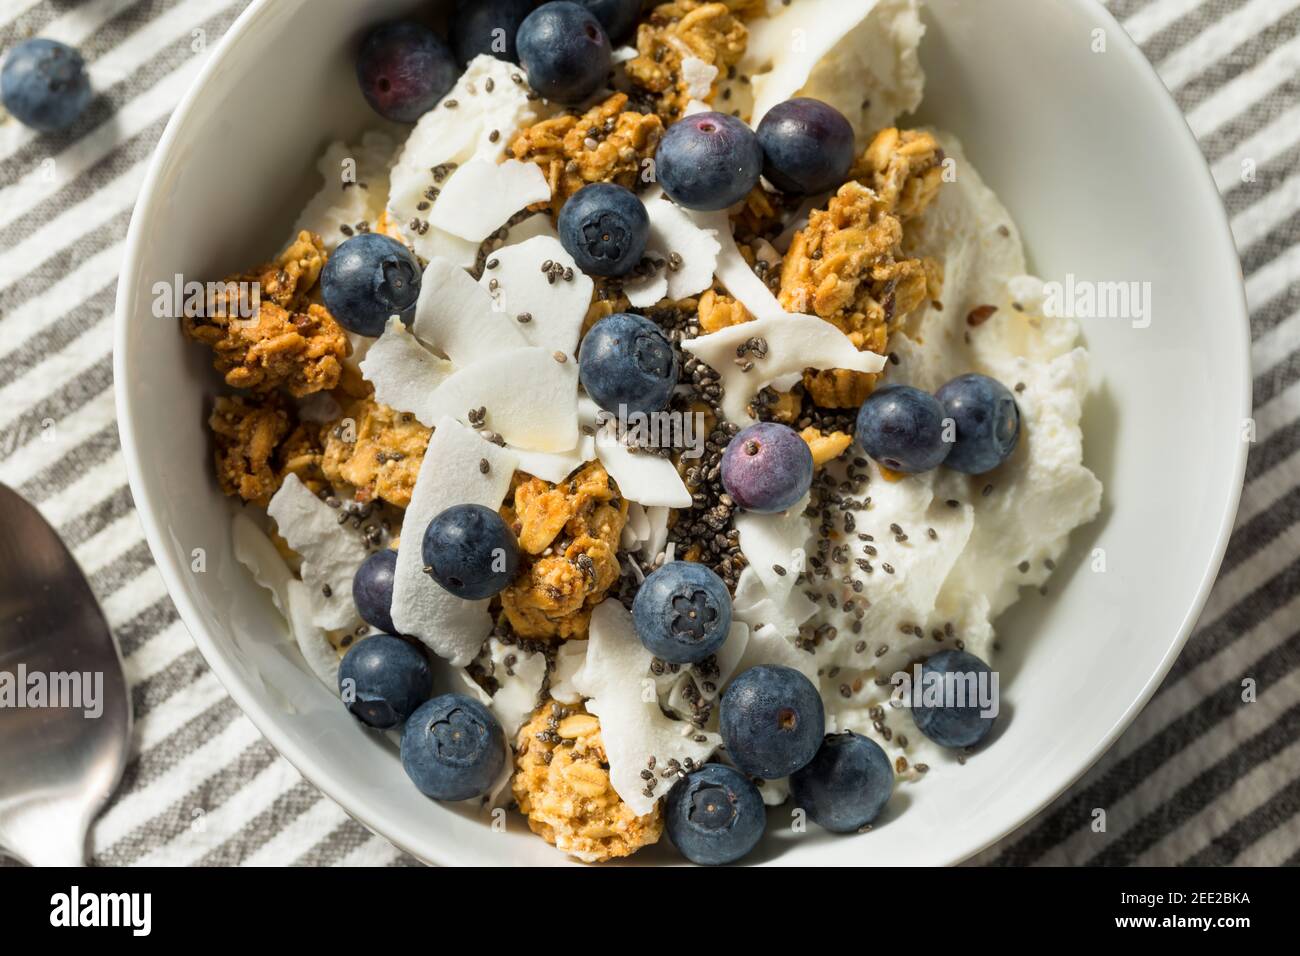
[625, 191, 721, 307]
[680, 56, 719, 100]
[480, 235, 593, 356]
[291, 133, 396, 252]
[232, 512, 340, 690]
[426, 347, 579, 452]
[423, 227, 482, 271]
[503, 212, 559, 247]
[734, 493, 811, 604]
[388, 55, 544, 260]
[475, 637, 548, 738]
[390, 418, 519, 665]
[733, 621, 819, 686]
[575, 601, 720, 815]
[732, 565, 818, 635]
[359, 318, 455, 425]
[641, 505, 670, 563]
[266, 474, 369, 632]
[682, 312, 885, 424]
[510, 435, 596, 483]
[429, 158, 550, 243]
[413, 257, 530, 366]
[550, 639, 589, 705]
[578, 400, 692, 507]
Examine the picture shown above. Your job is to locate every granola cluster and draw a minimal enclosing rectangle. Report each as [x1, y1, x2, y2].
[626, 0, 757, 120]
[499, 463, 628, 640]
[208, 395, 294, 507]
[778, 128, 945, 408]
[510, 93, 663, 213]
[513, 701, 662, 862]
[320, 396, 431, 509]
[183, 231, 349, 397]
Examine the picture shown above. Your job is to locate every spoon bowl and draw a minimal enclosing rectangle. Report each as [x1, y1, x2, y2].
[0, 484, 131, 867]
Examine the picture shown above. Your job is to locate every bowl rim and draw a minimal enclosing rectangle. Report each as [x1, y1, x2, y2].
[113, 0, 1252, 866]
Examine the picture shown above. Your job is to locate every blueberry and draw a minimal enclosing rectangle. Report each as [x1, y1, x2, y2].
[854, 384, 951, 474]
[656, 112, 763, 211]
[720, 422, 813, 514]
[665, 764, 765, 865]
[720, 665, 825, 779]
[352, 549, 399, 635]
[935, 373, 1021, 475]
[356, 21, 458, 123]
[632, 561, 732, 664]
[578, 312, 678, 415]
[320, 232, 422, 337]
[401, 693, 506, 800]
[910, 649, 998, 749]
[1, 38, 92, 133]
[338, 635, 432, 729]
[451, 0, 536, 65]
[516, 1, 612, 105]
[789, 732, 893, 833]
[558, 182, 649, 278]
[575, 0, 642, 44]
[422, 503, 520, 600]
[756, 97, 855, 196]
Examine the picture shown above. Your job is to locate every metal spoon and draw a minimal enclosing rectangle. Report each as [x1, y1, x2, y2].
[0, 483, 131, 866]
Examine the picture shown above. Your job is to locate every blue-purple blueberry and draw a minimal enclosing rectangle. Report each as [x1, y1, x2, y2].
[756, 97, 855, 195]
[632, 561, 732, 663]
[720, 665, 825, 779]
[356, 21, 458, 123]
[789, 731, 894, 833]
[452, 0, 536, 65]
[558, 182, 649, 278]
[578, 312, 678, 414]
[854, 384, 951, 474]
[1, 38, 91, 133]
[516, 1, 612, 105]
[320, 232, 421, 337]
[401, 694, 505, 800]
[910, 649, 998, 749]
[353, 549, 399, 635]
[656, 111, 763, 211]
[720, 422, 813, 514]
[935, 373, 1021, 474]
[338, 634, 432, 729]
[665, 763, 766, 865]
[422, 503, 520, 600]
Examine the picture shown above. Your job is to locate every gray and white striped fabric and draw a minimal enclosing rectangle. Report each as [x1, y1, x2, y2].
[0, 0, 1295, 867]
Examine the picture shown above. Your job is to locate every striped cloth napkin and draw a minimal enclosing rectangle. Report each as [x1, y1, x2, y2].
[0, 0, 1296, 867]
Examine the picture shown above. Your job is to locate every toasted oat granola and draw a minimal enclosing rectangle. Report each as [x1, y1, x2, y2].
[321, 396, 431, 509]
[499, 463, 628, 640]
[513, 701, 662, 862]
[208, 394, 293, 506]
[626, 0, 755, 120]
[510, 93, 662, 213]
[801, 426, 853, 468]
[778, 128, 945, 408]
[183, 232, 348, 397]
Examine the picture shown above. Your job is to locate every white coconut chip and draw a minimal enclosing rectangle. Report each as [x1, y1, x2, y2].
[413, 257, 530, 367]
[687, 209, 789, 322]
[680, 56, 719, 100]
[387, 55, 544, 260]
[266, 474, 369, 632]
[510, 435, 596, 483]
[682, 312, 886, 424]
[625, 191, 721, 307]
[579, 398, 692, 507]
[429, 158, 551, 243]
[422, 226, 482, 271]
[575, 601, 721, 816]
[758, 777, 790, 807]
[390, 418, 519, 665]
[732, 564, 818, 636]
[425, 347, 580, 452]
[231, 512, 340, 690]
[477, 637, 548, 739]
[641, 505, 671, 563]
[359, 318, 455, 426]
[733, 621, 819, 685]
[734, 493, 811, 604]
[291, 132, 396, 252]
[622, 502, 652, 551]
[480, 235, 593, 356]
[550, 639, 589, 705]
[503, 212, 559, 247]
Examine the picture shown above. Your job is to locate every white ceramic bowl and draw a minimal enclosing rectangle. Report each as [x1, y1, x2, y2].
[114, 0, 1250, 865]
